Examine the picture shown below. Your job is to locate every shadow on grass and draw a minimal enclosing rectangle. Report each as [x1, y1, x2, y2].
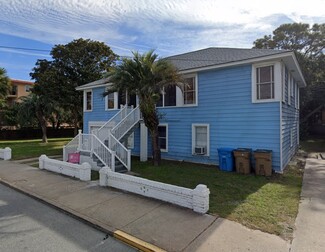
[131, 156, 303, 239]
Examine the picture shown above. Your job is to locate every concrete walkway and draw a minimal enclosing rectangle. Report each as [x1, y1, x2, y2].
[291, 158, 325, 252]
[0, 160, 290, 252]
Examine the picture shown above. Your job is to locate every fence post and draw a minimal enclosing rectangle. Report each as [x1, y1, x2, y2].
[127, 149, 131, 171]
[3, 147, 11, 160]
[39, 154, 47, 169]
[80, 162, 91, 181]
[192, 184, 210, 214]
[111, 151, 116, 172]
[78, 129, 82, 151]
[99, 166, 110, 186]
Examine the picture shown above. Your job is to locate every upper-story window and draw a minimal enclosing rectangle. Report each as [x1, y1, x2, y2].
[25, 85, 31, 92]
[184, 76, 196, 105]
[252, 62, 281, 103]
[10, 85, 17, 96]
[106, 93, 115, 109]
[256, 65, 274, 100]
[85, 90, 92, 111]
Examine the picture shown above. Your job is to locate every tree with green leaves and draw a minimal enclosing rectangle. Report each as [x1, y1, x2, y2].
[0, 67, 10, 108]
[253, 23, 325, 135]
[18, 94, 53, 142]
[30, 38, 117, 135]
[104, 50, 183, 166]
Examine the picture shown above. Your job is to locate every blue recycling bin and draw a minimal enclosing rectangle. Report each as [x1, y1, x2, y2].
[218, 148, 235, 172]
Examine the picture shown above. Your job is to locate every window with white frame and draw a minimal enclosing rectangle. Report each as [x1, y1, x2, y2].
[85, 90, 92, 111]
[255, 65, 274, 100]
[158, 125, 168, 152]
[192, 124, 209, 156]
[25, 85, 31, 92]
[106, 92, 115, 109]
[288, 74, 292, 105]
[184, 76, 196, 105]
[290, 129, 293, 148]
[290, 76, 295, 106]
[127, 133, 134, 149]
[295, 83, 298, 109]
[282, 65, 286, 103]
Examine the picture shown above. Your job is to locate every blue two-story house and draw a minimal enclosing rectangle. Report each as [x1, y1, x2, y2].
[72, 48, 305, 173]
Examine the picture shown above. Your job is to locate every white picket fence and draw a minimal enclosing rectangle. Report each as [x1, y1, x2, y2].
[39, 155, 91, 181]
[99, 167, 210, 214]
[0, 147, 11, 160]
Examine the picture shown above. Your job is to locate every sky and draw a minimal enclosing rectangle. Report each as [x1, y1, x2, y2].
[0, 0, 324, 81]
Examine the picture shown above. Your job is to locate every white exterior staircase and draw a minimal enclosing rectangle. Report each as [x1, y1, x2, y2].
[63, 105, 141, 172]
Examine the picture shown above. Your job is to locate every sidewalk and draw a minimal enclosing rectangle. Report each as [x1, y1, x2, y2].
[0, 160, 289, 252]
[291, 157, 325, 252]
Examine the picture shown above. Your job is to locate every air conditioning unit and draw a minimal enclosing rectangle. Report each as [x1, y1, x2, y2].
[195, 146, 206, 155]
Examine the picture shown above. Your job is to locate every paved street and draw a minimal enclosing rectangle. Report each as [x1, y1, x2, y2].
[0, 183, 136, 252]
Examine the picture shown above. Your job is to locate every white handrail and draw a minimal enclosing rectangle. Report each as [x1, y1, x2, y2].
[63, 134, 79, 161]
[96, 105, 128, 140]
[109, 134, 131, 170]
[111, 106, 140, 141]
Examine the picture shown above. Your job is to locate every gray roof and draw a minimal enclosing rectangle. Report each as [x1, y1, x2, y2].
[76, 77, 111, 90]
[165, 47, 290, 71]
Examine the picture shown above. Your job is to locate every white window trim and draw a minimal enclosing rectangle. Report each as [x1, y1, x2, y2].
[84, 90, 93, 112]
[127, 132, 134, 149]
[183, 73, 198, 107]
[294, 83, 298, 108]
[156, 73, 198, 108]
[192, 123, 210, 156]
[252, 62, 282, 103]
[290, 129, 293, 148]
[105, 91, 119, 110]
[88, 121, 105, 134]
[158, 124, 168, 152]
[288, 74, 292, 105]
[25, 85, 31, 92]
[282, 63, 286, 103]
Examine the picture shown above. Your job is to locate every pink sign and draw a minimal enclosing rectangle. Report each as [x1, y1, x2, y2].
[68, 153, 80, 164]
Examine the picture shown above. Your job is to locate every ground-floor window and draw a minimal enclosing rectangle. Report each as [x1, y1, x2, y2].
[127, 133, 134, 149]
[192, 124, 209, 156]
[158, 124, 168, 152]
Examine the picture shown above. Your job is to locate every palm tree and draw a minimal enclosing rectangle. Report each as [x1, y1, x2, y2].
[0, 67, 10, 108]
[104, 50, 183, 166]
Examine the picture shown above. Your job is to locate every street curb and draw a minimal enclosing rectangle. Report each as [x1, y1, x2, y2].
[0, 178, 166, 252]
[114, 230, 166, 252]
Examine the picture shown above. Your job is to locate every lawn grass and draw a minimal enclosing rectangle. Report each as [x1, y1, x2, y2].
[132, 158, 304, 240]
[0, 138, 71, 160]
[300, 137, 325, 153]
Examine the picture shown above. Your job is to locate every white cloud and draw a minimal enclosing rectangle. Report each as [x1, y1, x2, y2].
[0, 0, 324, 57]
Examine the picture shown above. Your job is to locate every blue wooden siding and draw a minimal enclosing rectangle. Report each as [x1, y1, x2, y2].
[83, 64, 283, 171]
[281, 67, 299, 169]
[83, 87, 117, 133]
[137, 65, 281, 171]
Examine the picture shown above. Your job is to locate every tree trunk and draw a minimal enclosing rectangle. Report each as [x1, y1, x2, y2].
[36, 111, 48, 143]
[40, 122, 48, 143]
[150, 129, 161, 166]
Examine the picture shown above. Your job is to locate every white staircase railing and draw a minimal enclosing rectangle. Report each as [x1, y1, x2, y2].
[111, 106, 141, 141]
[63, 106, 141, 172]
[96, 105, 130, 142]
[63, 132, 115, 171]
[63, 135, 79, 161]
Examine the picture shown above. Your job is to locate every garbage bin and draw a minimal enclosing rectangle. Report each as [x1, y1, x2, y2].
[218, 148, 234, 172]
[233, 148, 252, 174]
[253, 149, 272, 176]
